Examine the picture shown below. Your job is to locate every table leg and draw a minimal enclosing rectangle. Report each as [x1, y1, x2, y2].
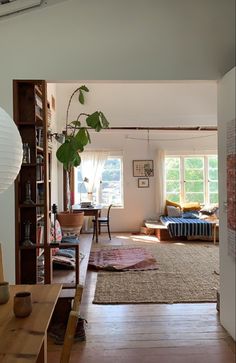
[213, 224, 218, 245]
[95, 212, 99, 243]
[36, 334, 47, 363]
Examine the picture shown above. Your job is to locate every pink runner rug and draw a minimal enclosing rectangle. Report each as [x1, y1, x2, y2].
[89, 247, 158, 271]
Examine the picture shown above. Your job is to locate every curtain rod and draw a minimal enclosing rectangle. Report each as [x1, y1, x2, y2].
[106, 126, 217, 131]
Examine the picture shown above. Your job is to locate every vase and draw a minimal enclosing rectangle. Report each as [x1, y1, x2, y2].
[13, 291, 32, 318]
[57, 211, 84, 237]
[0, 282, 10, 304]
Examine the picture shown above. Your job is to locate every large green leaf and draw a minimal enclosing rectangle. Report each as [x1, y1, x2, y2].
[86, 111, 102, 131]
[79, 85, 89, 92]
[72, 153, 81, 167]
[79, 90, 84, 104]
[75, 128, 89, 147]
[100, 112, 109, 128]
[85, 128, 91, 144]
[78, 85, 89, 104]
[56, 141, 75, 163]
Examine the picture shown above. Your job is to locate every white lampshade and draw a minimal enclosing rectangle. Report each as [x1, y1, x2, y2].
[0, 107, 23, 193]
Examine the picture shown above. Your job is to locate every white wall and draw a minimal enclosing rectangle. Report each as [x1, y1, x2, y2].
[54, 82, 217, 232]
[218, 67, 236, 340]
[0, 0, 220, 285]
[47, 83, 59, 208]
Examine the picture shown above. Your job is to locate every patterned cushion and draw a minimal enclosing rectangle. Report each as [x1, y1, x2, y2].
[165, 200, 182, 215]
[50, 219, 62, 256]
[60, 225, 82, 237]
[167, 206, 182, 217]
[50, 219, 62, 242]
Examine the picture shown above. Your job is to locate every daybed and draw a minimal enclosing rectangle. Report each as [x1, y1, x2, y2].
[146, 201, 219, 241]
[159, 215, 213, 238]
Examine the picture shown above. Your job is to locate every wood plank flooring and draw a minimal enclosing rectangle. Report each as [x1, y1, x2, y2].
[48, 233, 235, 363]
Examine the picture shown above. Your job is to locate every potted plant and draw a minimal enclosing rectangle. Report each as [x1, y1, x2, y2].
[55, 85, 109, 234]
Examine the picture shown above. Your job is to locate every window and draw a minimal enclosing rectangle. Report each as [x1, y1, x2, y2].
[165, 155, 218, 205]
[100, 157, 123, 206]
[74, 155, 123, 207]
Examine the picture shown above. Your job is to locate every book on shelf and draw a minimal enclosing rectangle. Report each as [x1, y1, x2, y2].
[36, 222, 44, 256]
[36, 155, 44, 181]
[36, 127, 44, 148]
[35, 94, 43, 109]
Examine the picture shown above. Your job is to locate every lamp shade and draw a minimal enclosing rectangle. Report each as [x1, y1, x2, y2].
[0, 107, 23, 193]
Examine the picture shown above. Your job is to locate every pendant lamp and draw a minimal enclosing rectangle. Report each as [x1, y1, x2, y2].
[0, 107, 23, 193]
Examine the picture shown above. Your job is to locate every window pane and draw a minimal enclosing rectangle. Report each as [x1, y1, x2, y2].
[101, 157, 123, 206]
[166, 158, 180, 169]
[166, 181, 180, 193]
[209, 157, 218, 169]
[185, 181, 204, 193]
[208, 156, 218, 204]
[209, 181, 218, 192]
[209, 169, 218, 180]
[210, 193, 218, 204]
[184, 158, 203, 169]
[185, 170, 204, 180]
[185, 193, 204, 203]
[101, 181, 121, 205]
[166, 169, 179, 180]
[102, 169, 120, 181]
[165, 157, 180, 202]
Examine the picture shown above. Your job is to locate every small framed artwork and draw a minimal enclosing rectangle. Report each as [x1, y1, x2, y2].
[138, 178, 149, 188]
[133, 160, 154, 177]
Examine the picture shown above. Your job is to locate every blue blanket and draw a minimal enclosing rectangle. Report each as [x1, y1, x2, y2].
[160, 216, 213, 238]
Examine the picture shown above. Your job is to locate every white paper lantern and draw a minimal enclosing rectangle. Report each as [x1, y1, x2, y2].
[0, 107, 23, 193]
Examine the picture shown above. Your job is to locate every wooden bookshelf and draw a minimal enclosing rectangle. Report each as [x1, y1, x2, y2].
[13, 80, 52, 284]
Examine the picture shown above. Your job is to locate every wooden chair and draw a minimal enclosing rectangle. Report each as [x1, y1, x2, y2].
[60, 284, 84, 363]
[92, 204, 112, 240]
[0, 243, 4, 282]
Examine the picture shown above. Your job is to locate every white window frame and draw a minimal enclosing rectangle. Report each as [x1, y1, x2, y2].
[74, 152, 124, 208]
[165, 154, 218, 205]
[100, 153, 124, 208]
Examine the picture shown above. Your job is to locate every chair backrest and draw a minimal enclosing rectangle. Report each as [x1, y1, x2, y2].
[106, 204, 113, 220]
[72, 284, 83, 311]
[60, 311, 80, 363]
[60, 284, 84, 363]
[0, 243, 4, 282]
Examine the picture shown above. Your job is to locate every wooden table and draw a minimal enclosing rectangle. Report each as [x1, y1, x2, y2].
[73, 205, 102, 243]
[0, 284, 62, 363]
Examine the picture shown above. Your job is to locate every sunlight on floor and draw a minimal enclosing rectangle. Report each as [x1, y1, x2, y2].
[115, 234, 160, 244]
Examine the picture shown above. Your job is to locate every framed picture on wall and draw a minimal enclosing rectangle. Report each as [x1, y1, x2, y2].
[133, 160, 154, 177]
[138, 178, 149, 188]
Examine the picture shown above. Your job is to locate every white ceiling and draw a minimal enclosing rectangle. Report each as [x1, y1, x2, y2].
[0, 0, 234, 80]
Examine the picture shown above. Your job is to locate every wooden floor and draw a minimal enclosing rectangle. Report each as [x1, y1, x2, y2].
[48, 233, 236, 363]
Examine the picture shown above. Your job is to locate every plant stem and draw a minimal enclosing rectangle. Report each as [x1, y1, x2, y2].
[66, 87, 82, 134]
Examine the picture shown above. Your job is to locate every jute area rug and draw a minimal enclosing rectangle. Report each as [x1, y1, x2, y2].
[93, 239, 219, 304]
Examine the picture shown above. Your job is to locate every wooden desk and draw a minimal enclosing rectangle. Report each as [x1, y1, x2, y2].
[73, 205, 102, 243]
[0, 284, 62, 363]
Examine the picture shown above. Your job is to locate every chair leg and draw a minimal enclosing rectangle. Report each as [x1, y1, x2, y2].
[107, 223, 111, 240]
[92, 222, 96, 240]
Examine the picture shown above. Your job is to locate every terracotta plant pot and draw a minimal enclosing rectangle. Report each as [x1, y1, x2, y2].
[57, 211, 84, 237]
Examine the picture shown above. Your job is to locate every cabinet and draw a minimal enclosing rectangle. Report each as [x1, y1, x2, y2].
[13, 80, 52, 284]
